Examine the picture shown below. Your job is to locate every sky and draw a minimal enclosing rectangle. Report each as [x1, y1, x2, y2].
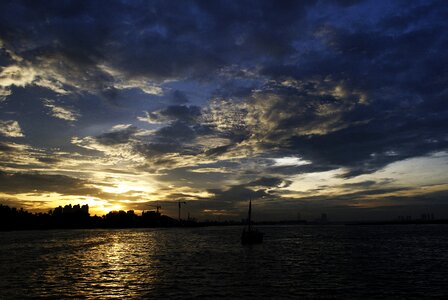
[0, 0, 447, 221]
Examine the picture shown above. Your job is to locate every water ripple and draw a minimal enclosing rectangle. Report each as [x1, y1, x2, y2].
[1, 225, 448, 299]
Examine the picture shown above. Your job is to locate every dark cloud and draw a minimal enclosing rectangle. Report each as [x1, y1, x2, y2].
[141, 105, 201, 124]
[340, 180, 378, 189]
[0, 171, 99, 195]
[1, 0, 448, 219]
[248, 177, 292, 188]
[0, 141, 15, 152]
[204, 145, 232, 157]
[204, 175, 295, 204]
[170, 90, 189, 104]
[36, 157, 60, 164]
[0, 170, 142, 202]
[156, 121, 198, 142]
[0, 0, 331, 96]
[96, 126, 139, 145]
[286, 113, 448, 177]
[208, 185, 269, 203]
[62, 0, 448, 177]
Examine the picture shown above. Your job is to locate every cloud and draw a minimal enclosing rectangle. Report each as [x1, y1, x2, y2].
[138, 105, 201, 124]
[170, 90, 189, 104]
[0, 64, 35, 100]
[0, 0, 447, 219]
[248, 177, 292, 188]
[95, 125, 140, 145]
[271, 156, 311, 167]
[0, 65, 35, 87]
[0, 1, 220, 98]
[0, 57, 69, 98]
[0, 87, 11, 102]
[0, 120, 24, 137]
[203, 175, 293, 204]
[0, 0, 318, 99]
[208, 185, 269, 203]
[0, 170, 98, 195]
[98, 64, 164, 95]
[43, 99, 79, 121]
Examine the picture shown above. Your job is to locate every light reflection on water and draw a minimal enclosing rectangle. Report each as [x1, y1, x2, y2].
[1, 225, 448, 299]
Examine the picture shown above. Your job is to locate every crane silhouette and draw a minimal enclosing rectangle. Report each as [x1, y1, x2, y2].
[143, 203, 161, 214]
[149, 204, 161, 214]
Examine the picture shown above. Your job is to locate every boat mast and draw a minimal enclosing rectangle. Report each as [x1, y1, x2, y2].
[178, 200, 186, 221]
[247, 197, 252, 231]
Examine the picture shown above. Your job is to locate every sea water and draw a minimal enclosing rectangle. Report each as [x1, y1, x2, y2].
[1, 225, 448, 299]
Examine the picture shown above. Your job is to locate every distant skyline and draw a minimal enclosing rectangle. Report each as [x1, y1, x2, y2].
[0, 0, 447, 221]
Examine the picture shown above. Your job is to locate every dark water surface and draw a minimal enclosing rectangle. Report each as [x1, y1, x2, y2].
[1, 225, 448, 299]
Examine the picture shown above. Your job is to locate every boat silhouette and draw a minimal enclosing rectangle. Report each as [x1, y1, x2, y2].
[241, 198, 263, 245]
